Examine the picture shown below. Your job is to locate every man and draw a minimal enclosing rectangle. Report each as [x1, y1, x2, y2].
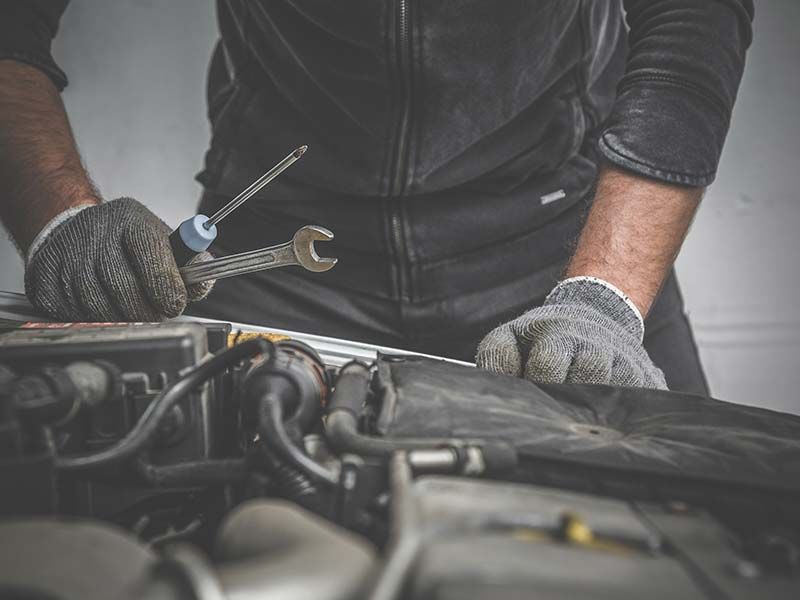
[0, 1, 753, 394]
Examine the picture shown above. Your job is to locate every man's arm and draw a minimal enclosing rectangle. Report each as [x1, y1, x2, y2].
[0, 0, 215, 322]
[476, 1, 752, 389]
[566, 0, 753, 319]
[0, 59, 213, 321]
[566, 165, 702, 317]
[476, 166, 701, 389]
[0, 59, 99, 255]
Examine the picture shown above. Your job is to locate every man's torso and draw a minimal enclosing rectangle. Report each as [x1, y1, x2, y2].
[198, 0, 627, 305]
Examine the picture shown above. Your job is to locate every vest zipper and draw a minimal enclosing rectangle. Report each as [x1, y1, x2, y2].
[389, 0, 413, 301]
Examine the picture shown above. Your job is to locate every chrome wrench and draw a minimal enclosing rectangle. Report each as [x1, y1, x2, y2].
[179, 225, 337, 285]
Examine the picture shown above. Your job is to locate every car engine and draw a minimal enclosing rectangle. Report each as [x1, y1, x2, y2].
[1, 320, 799, 600]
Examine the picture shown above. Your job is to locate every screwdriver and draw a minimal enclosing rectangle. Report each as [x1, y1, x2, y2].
[169, 145, 308, 266]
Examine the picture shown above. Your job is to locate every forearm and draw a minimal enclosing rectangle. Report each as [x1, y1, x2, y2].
[0, 59, 99, 254]
[566, 165, 702, 316]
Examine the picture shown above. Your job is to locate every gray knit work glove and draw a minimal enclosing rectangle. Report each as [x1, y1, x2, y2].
[476, 277, 668, 389]
[25, 198, 214, 322]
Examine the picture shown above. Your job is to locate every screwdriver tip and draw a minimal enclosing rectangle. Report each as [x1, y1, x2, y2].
[294, 145, 308, 158]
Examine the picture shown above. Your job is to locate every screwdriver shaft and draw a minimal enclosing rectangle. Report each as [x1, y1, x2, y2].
[203, 145, 307, 229]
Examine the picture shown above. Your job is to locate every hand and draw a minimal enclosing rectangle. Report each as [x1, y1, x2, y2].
[476, 277, 667, 389]
[25, 198, 214, 321]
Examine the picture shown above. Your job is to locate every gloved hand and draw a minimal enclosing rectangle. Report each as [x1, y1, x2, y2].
[25, 198, 214, 322]
[476, 276, 667, 389]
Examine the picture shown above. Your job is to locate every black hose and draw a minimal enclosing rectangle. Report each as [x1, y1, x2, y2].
[55, 339, 273, 473]
[135, 458, 248, 487]
[262, 452, 322, 513]
[327, 361, 370, 416]
[241, 340, 326, 436]
[325, 362, 456, 456]
[274, 341, 327, 434]
[258, 393, 338, 486]
[326, 411, 454, 457]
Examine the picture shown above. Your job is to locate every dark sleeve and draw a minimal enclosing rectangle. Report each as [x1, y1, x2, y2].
[0, 0, 70, 90]
[599, 0, 754, 186]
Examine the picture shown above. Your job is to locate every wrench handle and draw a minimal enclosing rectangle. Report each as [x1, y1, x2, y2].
[179, 243, 297, 285]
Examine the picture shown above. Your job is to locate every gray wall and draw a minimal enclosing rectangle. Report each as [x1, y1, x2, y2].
[0, 1, 798, 413]
[673, 0, 800, 414]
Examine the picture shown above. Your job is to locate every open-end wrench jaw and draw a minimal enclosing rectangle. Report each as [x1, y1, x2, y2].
[178, 225, 338, 285]
[292, 225, 337, 273]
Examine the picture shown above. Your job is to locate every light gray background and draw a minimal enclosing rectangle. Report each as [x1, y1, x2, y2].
[1, 1, 798, 413]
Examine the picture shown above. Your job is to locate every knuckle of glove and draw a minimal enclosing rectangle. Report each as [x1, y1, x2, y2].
[565, 342, 614, 385]
[117, 200, 190, 319]
[524, 335, 575, 384]
[609, 345, 668, 390]
[75, 269, 115, 321]
[97, 252, 161, 322]
[184, 251, 216, 302]
[476, 323, 523, 377]
[107, 200, 185, 320]
[510, 305, 566, 341]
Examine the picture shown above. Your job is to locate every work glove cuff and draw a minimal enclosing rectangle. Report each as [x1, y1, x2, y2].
[26, 204, 95, 266]
[544, 276, 645, 342]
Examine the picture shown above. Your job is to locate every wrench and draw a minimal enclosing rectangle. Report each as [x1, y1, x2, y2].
[179, 225, 337, 285]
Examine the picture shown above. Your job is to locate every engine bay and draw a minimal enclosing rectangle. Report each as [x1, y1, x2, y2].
[1, 320, 799, 599]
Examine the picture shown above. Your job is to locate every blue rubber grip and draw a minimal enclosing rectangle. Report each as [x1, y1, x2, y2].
[180, 215, 217, 251]
[169, 215, 218, 266]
